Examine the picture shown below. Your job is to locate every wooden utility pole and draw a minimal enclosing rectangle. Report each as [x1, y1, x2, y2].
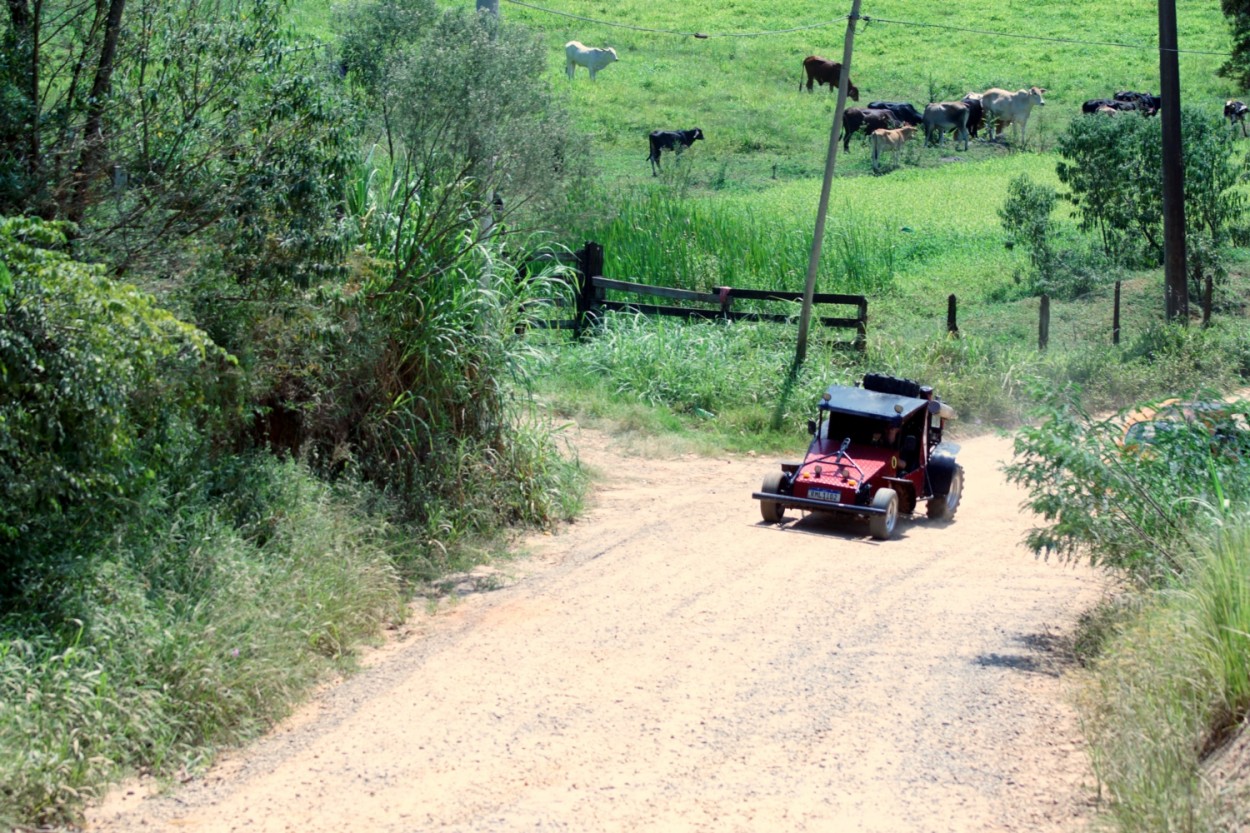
[1158, 0, 1188, 322]
[795, 0, 861, 366]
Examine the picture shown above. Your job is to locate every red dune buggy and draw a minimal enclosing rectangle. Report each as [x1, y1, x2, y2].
[752, 373, 962, 540]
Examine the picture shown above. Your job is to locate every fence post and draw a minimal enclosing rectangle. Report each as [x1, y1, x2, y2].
[1038, 294, 1050, 352]
[573, 241, 603, 338]
[856, 297, 868, 352]
[1113, 280, 1122, 345]
[1203, 271, 1213, 328]
[947, 294, 959, 337]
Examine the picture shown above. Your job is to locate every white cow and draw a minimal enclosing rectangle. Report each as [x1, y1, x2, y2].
[981, 86, 1047, 143]
[565, 41, 618, 81]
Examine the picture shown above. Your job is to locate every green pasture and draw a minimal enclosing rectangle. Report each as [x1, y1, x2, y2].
[492, 0, 1232, 182]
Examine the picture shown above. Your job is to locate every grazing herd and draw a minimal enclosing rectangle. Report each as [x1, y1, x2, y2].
[561, 41, 1250, 176]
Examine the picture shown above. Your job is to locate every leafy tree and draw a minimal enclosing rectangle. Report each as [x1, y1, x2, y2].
[0, 0, 355, 285]
[336, 0, 438, 159]
[1056, 108, 1246, 267]
[1220, 0, 1250, 88]
[1055, 114, 1162, 264]
[339, 5, 589, 287]
[999, 174, 1058, 285]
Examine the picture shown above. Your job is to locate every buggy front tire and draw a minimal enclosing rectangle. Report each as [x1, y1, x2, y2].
[868, 488, 899, 540]
[926, 464, 964, 520]
[760, 471, 787, 523]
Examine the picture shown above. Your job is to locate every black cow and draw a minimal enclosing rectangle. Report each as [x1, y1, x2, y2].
[800, 56, 860, 100]
[1226, 99, 1249, 137]
[867, 101, 924, 126]
[1114, 91, 1161, 116]
[1082, 98, 1138, 114]
[956, 92, 987, 139]
[840, 108, 900, 152]
[647, 128, 704, 176]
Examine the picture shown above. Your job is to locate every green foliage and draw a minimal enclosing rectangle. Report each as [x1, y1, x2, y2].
[1006, 380, 1250, 582]
[1056, 114, 1163, 263]
[338, 3, 589, 287]
[0, 218, 235, 595]
[0, 0, 356, 284]
[1056, 108, 1247, 266]
[1077, 522, 1250, 833]
[1220, 0, 1250, 88]
[998, 174, 1060, 295]
[0, 456, 406, 827]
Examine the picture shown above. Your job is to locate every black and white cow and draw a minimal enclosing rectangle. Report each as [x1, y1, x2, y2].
[1226, 99, 1249, 137]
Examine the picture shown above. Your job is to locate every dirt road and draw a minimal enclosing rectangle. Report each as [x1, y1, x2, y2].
[88, 428, 1103, 832]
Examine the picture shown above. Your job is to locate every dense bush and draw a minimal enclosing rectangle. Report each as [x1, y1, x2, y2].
[0, 455, 406, 827]
[0, 218, 235, 604]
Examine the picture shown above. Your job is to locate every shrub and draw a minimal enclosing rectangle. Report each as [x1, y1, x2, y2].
[0, 218, 235, 605]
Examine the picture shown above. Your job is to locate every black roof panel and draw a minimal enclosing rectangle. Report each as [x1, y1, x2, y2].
[822, 385, 929, 422]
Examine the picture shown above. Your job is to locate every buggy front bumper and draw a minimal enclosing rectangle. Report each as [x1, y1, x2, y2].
[751, 491, 887, 516]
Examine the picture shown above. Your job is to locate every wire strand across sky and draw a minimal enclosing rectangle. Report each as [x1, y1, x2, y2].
[502, 0, 1231, 58]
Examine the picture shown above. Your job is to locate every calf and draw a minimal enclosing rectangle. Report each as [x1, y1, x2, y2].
[1227, 99, 1249, 137]
[647, 128, 704, 175]
[869, 125, 918, 173]
[866, 101, 924, 126]
[840, 108, 899, 152]
[800, 56, 860, 100]
[922, 101, 970, 151]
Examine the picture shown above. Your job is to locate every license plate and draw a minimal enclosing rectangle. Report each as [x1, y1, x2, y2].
[808, 488, 842, 503]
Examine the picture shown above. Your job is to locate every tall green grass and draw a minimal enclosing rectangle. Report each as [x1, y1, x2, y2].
[0, 457, 407, 828]
[567, 155, 1061, 303]
[1080, 522, 1250, 833]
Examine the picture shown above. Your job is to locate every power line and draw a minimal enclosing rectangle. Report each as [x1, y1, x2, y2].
[501, 0, 1231, 57]
[861, 15, 1231, 57]
[503, 0, 848, 39]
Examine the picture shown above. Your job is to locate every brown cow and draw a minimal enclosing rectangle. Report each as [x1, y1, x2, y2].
[800, 56, 860, 101]
[922, 101, 970, 151]
[869, 125, 918, 173]
[840, 108, 899, 152]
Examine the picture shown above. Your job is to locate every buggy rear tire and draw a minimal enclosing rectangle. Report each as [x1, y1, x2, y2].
[868, 488, 899, 540]
[760, 471, 787, 523]
[926, 464, 964, 520]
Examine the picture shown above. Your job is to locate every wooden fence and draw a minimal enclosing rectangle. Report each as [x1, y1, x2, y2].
[530, 242, 868, 352]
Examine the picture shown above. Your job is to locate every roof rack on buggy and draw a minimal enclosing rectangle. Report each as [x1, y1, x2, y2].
[861, 373, 923, 399]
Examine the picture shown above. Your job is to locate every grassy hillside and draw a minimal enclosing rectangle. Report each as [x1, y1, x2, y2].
[461, 0, 1235, 307]
[498, 0, 1231, 181]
